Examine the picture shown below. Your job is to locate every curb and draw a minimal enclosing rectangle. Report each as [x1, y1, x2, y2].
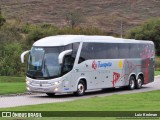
[155, 75, 160, 78]
[0, 92, 38, 97]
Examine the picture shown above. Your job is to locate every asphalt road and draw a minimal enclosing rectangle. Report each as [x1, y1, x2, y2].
[0, 76, 160, 108]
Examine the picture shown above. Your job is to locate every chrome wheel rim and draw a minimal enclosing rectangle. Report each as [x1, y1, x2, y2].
[78, 83, 84, 94]
[130, 79, 135, 89]
[137, 79, 142, 87]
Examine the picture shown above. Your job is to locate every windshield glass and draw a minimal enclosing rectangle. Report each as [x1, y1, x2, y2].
[27, 47, 64, 79]
[27, 43, 80, 79]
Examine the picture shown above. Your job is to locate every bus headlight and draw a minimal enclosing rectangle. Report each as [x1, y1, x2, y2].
[27, 87, 30, 91]
[52, 81, 61, 85]
[54, 87, 58, 92]
[26, 79, 31, 84]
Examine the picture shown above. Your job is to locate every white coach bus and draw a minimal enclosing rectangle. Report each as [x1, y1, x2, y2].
[21, 35, 155, 96]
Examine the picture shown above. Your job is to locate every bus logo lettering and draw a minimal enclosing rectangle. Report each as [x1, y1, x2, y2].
[98, 61, 112, 68]
[92, 61, 112, 70]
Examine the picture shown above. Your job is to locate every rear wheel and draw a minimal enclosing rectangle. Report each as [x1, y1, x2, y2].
[136, 76, 143, 89]
[128, 76, 136, 90]
[46, 93, 55, 97]
[74, 80, 86, 96]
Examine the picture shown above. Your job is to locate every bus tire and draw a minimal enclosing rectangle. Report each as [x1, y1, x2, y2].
[135, 76, 143, 89]
[46, 93, 55, 97]
[74, 80, 86, 96]
[128, 76, 136, 90]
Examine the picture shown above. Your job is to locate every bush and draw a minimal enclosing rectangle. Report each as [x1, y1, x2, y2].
[126, 18, 160, 55]
[25, 24, 59, 45]
[0, 42, 24, 76]
[155, 56, 160, 71]
[0, 20, 25, 47]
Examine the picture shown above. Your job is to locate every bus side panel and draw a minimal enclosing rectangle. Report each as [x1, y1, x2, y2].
[122, 59, 141, 86]
[141, 58, 155, 84]
[123, 58, 154, 85]
[72, 60, 97, 90]
[148, 58, 155, 83]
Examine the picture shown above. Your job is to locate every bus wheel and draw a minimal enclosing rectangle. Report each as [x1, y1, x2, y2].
[46, 93, 55, 97]
[128, 76, 136, 90]
[136, 76, 143, 89]
[74, 80, 86, 96]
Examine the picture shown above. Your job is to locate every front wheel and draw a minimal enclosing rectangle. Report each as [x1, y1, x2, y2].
[128, 76, 136, 90]
[74, 80, 86, 96]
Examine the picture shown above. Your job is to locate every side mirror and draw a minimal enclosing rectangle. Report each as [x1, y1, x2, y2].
[21, 50, 30, 63]
[58, 49, 72, 64]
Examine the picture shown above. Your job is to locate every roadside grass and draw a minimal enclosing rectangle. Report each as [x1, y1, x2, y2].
[1, 90, 160, 111]
[0, 83, 26, 95]
[1, 90, 160, 120]
[0, 76, 26, 95]
[155, 71, 160, 76]
[0, 76, 25, 82]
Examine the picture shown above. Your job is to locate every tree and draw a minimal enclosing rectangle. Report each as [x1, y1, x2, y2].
[0, 42, 23, 76]
[125, 18, 160, 55]
[65, 11, 83, 29]
[0, 7, 6, 27]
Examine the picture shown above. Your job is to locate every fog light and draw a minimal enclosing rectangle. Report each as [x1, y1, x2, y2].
[54, 87, 58, 92]
[26, 79, 31, 84]
[54, 81, 59, 85]
[27, 87, 30, 91]
[26, 81, 30, 84]
[51, 81, 61, 85]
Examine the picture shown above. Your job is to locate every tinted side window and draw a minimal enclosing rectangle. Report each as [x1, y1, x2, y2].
[79, 42, 118, 62]
[65, 43, 80, 58]
[65, 44, 72, 50]
[72, 42, 80, 58]
[105, 43, 118, 59]
[79, 43, 94, 63]
[93, 43, 118, 59]
[93, 43, 106, 59]
[79, 42, 150, 61]
[129, 44, 140, 58]
[62, 55, 75, 75]
[118, 44, 129, 58]
[92, 43, 106, 59]
[62, 43, 80, 74]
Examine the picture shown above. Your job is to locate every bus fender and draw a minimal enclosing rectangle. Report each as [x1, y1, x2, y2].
[136, 72, 144, 80]
[128, 73, 136, 81]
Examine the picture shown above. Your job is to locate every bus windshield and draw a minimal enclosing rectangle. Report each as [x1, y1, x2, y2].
[27, 47, 64, 79]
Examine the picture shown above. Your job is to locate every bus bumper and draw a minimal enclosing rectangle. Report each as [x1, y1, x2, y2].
[26, 77, 64, 93]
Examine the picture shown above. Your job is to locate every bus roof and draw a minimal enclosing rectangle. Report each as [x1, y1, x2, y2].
[33, 35, 154, 47]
